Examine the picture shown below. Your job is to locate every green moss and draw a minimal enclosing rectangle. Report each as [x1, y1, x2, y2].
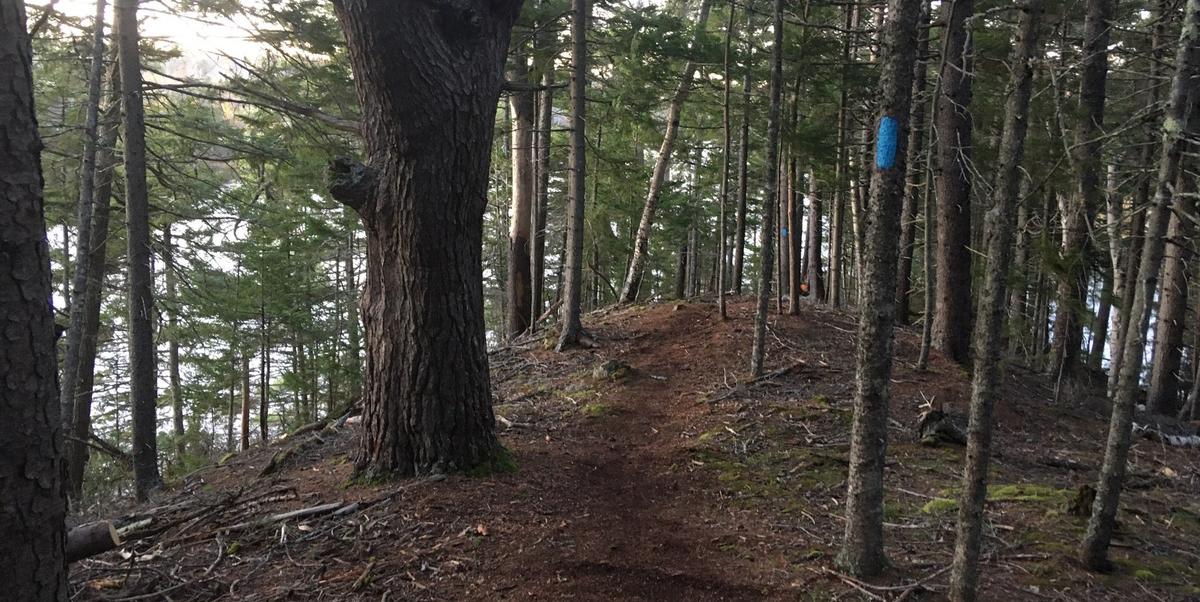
[922, 497, 959, 514]
[582, 402, 612, 417]
[1134, 569, 1156, 581]
[466, 446, 519, 477]
[218, 451, 237, 465]
[922, 483, 1071, 514]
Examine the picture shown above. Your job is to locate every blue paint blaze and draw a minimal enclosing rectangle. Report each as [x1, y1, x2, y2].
[875, 116, 899, 169]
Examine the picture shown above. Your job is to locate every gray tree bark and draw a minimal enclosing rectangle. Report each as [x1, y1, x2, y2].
[750, 0, 786, 378]
[837, 0, 923, 577]
[557, 0, 589, 350]
[116, 0, 162, 501]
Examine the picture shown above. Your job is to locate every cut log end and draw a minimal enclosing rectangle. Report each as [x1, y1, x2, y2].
[67, 521, 120, 563]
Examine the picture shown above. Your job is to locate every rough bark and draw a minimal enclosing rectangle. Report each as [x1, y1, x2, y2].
[116, 0, 162, 501]
[750, 0, 785, 378]
[1079, 0, 1200, 569]
[895, 0, 930, 325]
[557, 0, 588, 350]
[931, 0, 974, 365]
[618, 0, 713, 303]
[329, 0, 520, 476]
[0, 0, 69, 595]
[1052, 0, 1115, 388]
[507, 53, 534, 339]
[837, 0, 922, 576]
[949, 1, 1042, 596]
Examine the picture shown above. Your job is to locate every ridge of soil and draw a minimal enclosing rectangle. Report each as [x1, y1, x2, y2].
[70, 298, 1200, 601]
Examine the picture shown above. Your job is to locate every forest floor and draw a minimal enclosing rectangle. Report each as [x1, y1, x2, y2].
[71, 298, 1200, 601]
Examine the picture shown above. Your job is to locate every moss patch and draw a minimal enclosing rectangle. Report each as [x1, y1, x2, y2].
[466, 446, 519, 477]
[921, 483, 1072, 514]
[582, 402, 613, 417]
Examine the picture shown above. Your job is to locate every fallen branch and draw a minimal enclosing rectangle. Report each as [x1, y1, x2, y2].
[223, 502, 347, 532]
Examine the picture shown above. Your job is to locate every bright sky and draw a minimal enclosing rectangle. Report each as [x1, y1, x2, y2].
[39, 0, 264, 61]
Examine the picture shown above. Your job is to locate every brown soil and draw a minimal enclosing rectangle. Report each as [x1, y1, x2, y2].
[70, 298, 1200, 601]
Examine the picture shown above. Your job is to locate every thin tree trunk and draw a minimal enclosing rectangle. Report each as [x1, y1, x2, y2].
[838, 0, 923, 576]
[619, 0, 713, 303]
[828, 2, 853, 307]
[895, 0, 930, 325]
[732, 10, 753, 295]
[718, 4, 735, 317]
[1146, 171, 1196, 415]
[1109, 0, 1170, 394]
[165, 225, 185, 459]
[787, 157, 801, 314]
[931, 0, 975, 365]
[507, 53, 534, 339]
[531, 40, 553, 331]
[750, 0, 785, 378]
[0, 1, 69, 595]
[116, 0, 162, 501]
[1080, 1, 1200, 569]
[806, 170, 825, 300]
[240, 354, 251, 451]
[949, 1, 1043, 596]
[60, 0, 108, 442]
[558, 0, 589, 349]
[66, 71, 119, 501]
[1051, 0, 1115, 386]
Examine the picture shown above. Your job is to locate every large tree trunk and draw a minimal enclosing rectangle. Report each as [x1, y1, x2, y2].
[931, 0, 974, 365]
[557, 0, 588, 349]
[749, 0, 785, 378]
[838, 0, 923, 577]
[0, 1, 70, 596]
[732, 10, 753, 295]
[60, 0, 107, 441]
[1051, 0, 1115, 388]
[328, 1, 520, 476]
[116, 0, 162, 501]
[949, 1, 1043, 596]
[894, 0, 930, 325]
[507, 53, 534, 339]
[1080, 0, 1200, 569]
[618, 0, 713, 303]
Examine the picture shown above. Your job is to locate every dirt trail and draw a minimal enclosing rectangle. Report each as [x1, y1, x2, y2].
[481, 302, 780, 600]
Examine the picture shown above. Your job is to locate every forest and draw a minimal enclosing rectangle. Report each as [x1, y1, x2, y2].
[2, 0, 1200, 599]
